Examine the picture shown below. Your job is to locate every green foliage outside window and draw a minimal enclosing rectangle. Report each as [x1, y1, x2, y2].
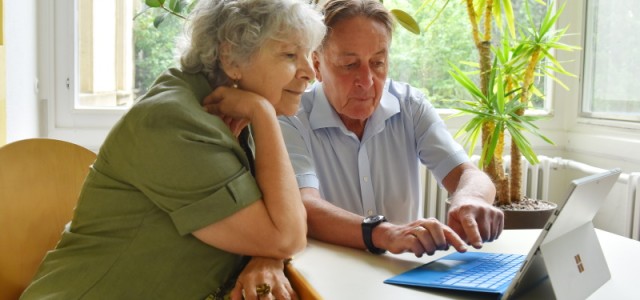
[132, 0, 549, 110]
[133, 0, 192, 98]
[133, 10, 182, 98]
[386, 0, 548, 109]
[387, 0, 475, 108]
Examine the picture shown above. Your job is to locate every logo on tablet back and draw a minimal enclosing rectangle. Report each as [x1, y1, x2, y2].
[574, 254, 585, 273]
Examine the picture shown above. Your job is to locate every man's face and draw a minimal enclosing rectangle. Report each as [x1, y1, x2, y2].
[314, 16, 390, 125]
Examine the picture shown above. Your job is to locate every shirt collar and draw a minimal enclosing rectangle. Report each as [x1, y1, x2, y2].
[308, 80, 400, 137]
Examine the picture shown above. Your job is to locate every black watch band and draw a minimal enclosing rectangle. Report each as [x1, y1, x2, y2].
[361, 215, 387, 254]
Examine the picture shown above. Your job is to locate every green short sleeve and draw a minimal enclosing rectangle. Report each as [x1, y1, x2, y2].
[98, 69, 263, 235]
[170, 171, 261, 235]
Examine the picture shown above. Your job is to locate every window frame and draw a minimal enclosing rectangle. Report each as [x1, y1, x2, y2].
[580, 0, 640, 123]
[39, 0, 129, 150]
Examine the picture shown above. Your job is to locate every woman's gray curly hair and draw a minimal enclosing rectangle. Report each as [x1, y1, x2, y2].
[179, 0, 326, 88]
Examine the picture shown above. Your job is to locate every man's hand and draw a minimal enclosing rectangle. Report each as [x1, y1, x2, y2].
[373, 218, 468, 257]
[441, 162, 503, 249]
[447, 196, 504, 249]
[230, 257, 296, 300]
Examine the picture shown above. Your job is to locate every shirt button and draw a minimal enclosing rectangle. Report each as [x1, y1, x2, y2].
[367, 210, 373, 216]
[363, 176, 369, 182]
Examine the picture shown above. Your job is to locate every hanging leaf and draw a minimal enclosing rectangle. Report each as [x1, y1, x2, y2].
[153, 14, 167, 28]
[391, 9, 420, 35]
[146, 0, 165, 8]
[168, 0, 189, 13]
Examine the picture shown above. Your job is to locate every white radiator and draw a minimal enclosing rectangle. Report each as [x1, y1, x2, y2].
[632, 174, 640, 240]
[421, 155, 640, 239]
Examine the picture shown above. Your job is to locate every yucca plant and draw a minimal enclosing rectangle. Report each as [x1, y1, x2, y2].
[449, 0, 579, 206]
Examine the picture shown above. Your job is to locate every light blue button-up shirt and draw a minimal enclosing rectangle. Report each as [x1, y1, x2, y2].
[279, 80, 468, 223]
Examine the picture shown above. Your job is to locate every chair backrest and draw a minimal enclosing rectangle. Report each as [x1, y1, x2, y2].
[0, 138, 96, 300]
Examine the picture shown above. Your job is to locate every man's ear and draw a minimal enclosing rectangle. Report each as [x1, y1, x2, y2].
[312, 51, 322, 82]
[219, 43, 241, 80]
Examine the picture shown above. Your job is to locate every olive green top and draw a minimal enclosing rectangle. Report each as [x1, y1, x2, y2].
[21, 68, 262, 300]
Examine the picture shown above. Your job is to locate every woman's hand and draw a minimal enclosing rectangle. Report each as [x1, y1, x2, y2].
[230, 257, 296, 300]
[194, 84, 306, 258]
[202, 86, 270, 136]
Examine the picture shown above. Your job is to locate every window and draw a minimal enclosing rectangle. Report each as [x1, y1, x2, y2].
[582, 0, 640, 122]
[77, 0, 182, 108]
[42, 0, 182, 149]
[77, 0, 135, 108]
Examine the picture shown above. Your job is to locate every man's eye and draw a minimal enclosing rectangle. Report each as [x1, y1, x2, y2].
[373, 61, 385, 68]
[344, 63, 357, 69]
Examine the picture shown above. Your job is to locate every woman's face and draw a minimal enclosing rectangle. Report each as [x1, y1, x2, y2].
[236, 39, 315, 116]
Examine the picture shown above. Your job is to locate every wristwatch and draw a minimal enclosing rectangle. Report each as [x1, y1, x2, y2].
[361, 215, 387, 254]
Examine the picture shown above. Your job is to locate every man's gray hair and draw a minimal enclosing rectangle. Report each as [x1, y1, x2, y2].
[319, 0, 394, 51]
[180, 0, 326, 87]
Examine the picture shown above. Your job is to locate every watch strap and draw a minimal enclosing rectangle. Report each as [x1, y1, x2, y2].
[362, 216, 387, 254]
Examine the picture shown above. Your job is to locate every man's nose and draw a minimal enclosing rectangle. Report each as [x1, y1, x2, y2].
[354, 65, 374, 88]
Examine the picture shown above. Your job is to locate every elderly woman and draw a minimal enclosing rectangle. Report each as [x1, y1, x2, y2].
[20, 0, 325, 299]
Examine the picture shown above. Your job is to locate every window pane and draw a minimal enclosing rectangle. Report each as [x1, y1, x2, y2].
[583, 0, 640, 121]
[386, 0, 548, 110]
[76, 0, 182, 109]
[133, 3, 184, 98]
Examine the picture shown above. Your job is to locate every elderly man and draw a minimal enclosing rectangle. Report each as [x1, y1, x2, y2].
[279, 0, 503, 257]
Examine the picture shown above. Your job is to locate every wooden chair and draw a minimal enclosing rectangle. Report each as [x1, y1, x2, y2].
[0, 138, 96, 300]
[285, 262, 323, 300]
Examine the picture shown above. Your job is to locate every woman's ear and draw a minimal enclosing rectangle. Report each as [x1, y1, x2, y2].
[219, 43, 241, 80]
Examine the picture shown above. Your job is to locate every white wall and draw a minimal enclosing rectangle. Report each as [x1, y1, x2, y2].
[5, 0, 39, 142]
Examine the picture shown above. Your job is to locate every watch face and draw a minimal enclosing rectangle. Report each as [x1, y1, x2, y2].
[365, 215, 385, 223]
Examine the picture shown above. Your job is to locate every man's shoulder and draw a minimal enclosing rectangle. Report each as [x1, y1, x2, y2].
[385, 79, 426, 101]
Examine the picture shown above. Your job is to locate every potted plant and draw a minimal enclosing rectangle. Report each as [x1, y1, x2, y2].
[445, 0, 578, 228]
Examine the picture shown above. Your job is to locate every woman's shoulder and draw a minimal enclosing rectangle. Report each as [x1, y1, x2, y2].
[113, 69, 231, 142]
[138, 68, 211, 103]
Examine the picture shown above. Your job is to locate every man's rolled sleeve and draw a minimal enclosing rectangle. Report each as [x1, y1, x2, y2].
[432, 149, 469, 185]
[295, 173, 320, 189]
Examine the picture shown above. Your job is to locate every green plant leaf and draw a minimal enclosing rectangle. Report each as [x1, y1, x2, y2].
[168, 0, 189, 13]
[153, 14, 167, 28]
[448, 63, 484, 100]
[391, 9, 420, 35]
[168, 0, 179, 11]
[502, 0, 516, 38]
[146, 0, 165, 8]
[422, 0, 450, 33]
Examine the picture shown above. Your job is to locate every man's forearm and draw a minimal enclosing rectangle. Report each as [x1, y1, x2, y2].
[444, 162, 496, 205]
[301, 188, 366, 249]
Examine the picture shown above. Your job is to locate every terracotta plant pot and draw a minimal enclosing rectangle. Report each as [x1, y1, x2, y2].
[501, 200, 557, 229]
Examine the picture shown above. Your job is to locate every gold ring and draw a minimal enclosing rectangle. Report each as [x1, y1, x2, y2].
[256, 283, 271, 297]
